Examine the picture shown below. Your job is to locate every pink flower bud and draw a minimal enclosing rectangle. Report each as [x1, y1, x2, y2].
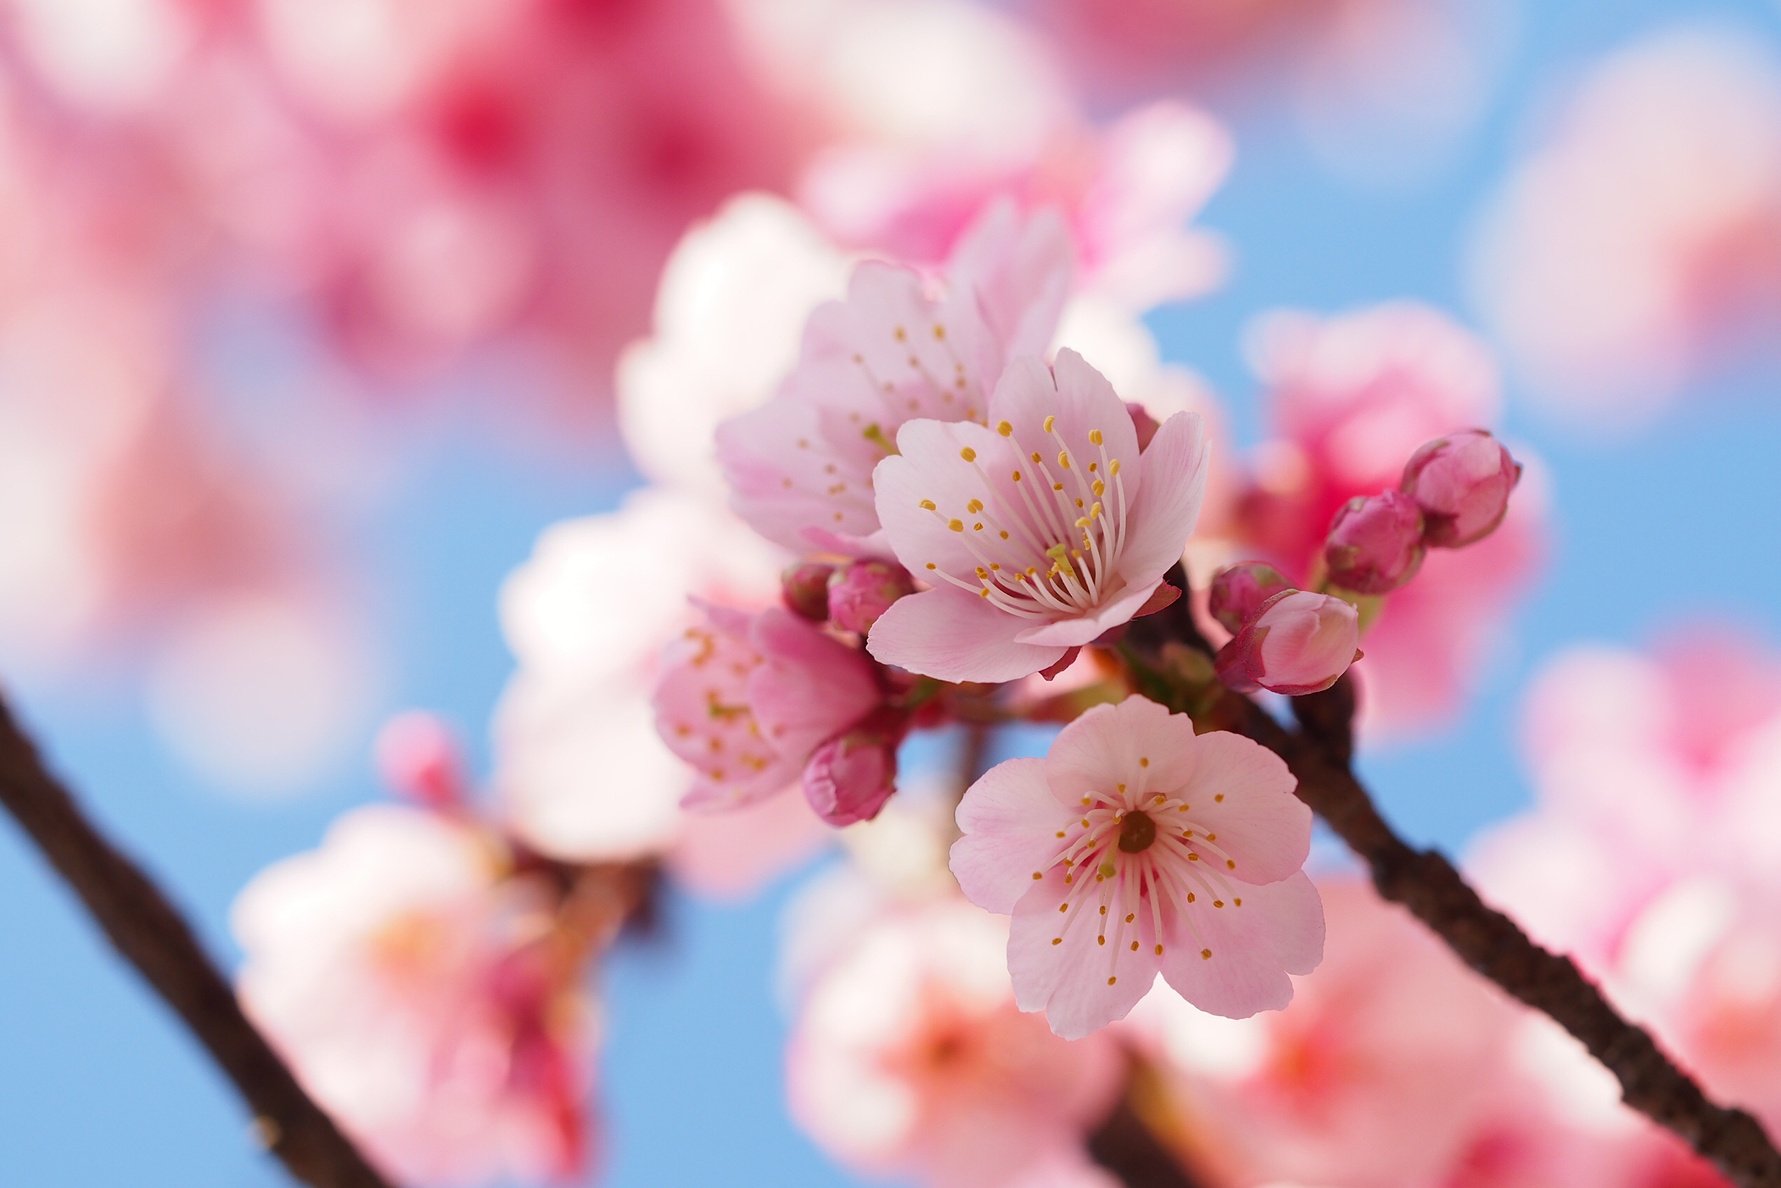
[782, 561, 837, 622]
[1401, 430, 1522, 548]
[1125, 401, 1162, 450]
[374, 712, 465, 809]
[1323, 491, 1426, 594]
[1208, 561, 1293, 634]
[803, 728, 900, 826]
[1215, 589, 1362, 696]
[827, 560, 915, 635]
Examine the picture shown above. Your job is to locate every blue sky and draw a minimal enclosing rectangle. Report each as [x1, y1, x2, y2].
[4, 2, 1781, 1185]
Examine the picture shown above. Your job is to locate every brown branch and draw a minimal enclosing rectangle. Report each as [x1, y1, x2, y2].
[0, 694, 394, 1188]
[1122, 566, 1781, 1186]
[1268, 679, 1781, 1187]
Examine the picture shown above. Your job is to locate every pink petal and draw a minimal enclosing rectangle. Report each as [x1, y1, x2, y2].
[1173, 730, 1310, 885]
[947, 200, 1074, 360]
[748, 608, 881, 759]
[874, 419, 1019, 581]
[1115, 410, 1208, 583]
[867, 587, 1065, 683]
[1043, 698, 1197, 805]
[988, 351, 1140, 484]
[1012, 582, 1160, 648]
[1008, 866, 1160, 1039]
[1157, 870, 1324, 1019]
[951, 757, 1073, 913]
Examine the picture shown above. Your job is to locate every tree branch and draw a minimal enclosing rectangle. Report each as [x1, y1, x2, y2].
[1267, 679, 1781, 1187]
[0, 693, 393, 1188]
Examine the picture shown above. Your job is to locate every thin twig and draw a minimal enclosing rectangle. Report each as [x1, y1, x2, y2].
[0, 694, 393, 1188]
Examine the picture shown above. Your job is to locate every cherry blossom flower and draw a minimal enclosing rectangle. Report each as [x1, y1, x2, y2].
[233, 805, 594, 1185]
[951, 696, 1322, 1038]
[868, 350, 1207, 683]
[716, 203, 1073, 556]
[787, 897, 1123, 1187]
[653, 601, 884, 812]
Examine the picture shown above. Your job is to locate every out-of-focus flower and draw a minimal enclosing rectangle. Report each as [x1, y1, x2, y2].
[233, 805, 595, 1185]
[375, 712, 468, 811]
[787, 897, 1123, 1187]
[1401, 430, 1522, 548]
[781, 560, 840, 623]
[653, 602, 883, 811]
[1222, 304, 1543, 735]
[1471, 30, 1781, 426]
[1132, 877, 1518, 1186]
[1322, 490, 1426, 595]
[1215, 589, 1362, 697]
[951, 696, 1322, 1037]
[869, 351, 1206, 683]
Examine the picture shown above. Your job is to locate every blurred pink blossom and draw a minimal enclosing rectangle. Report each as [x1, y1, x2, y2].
[787, 897, 1123, 1186]
[1471, 30, 1781, 425]
[233, 805, 595, 1184]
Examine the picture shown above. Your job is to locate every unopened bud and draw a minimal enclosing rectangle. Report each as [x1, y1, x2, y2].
[803, 728, 900, 826]
[1215, 589, 1362, 696]
[1324, 491, 1425, 595]
[1401, 430, 1522, 548]
[374, 712, 465, 809]
[1208, 561, 1292, 635]
[781, 561, 837, 622]
[827, 560, 915, 635]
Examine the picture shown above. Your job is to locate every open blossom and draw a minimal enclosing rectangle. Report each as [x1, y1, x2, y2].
[951, 696, 1323, 1038]
[233, 806, 593, 1185]
[787, 898, 1122, 1188]
[869, 350, 1207, 683]
[716, 203, 1072, 555]
[654, 602, 883, 811]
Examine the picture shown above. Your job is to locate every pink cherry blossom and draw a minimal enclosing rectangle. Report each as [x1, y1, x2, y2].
[653, 602, 884, 812]
[232, 805, 594, 1185]
[716, 203, 1073, 555]
[375, 711, 467, 810]
[951, 696, 1323, 1038]
[786, 897, 1123, 1187]
[1215, 590, 1361, 697]
[826, 559, 917, 635]
[869, 350, 1207, 683]
[1470, 30, 1781, 425]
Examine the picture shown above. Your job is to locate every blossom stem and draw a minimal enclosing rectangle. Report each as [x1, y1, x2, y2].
[0, 694, 393, 1188]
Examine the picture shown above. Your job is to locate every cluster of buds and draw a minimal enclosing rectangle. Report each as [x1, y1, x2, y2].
[1324, 429, 1523, 595]
[1213, 430, 1521, 697]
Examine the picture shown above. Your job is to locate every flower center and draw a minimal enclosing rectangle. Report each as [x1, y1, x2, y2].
[1117, 809, 1157, 853]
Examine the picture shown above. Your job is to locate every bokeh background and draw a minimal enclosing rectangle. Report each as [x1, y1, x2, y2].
[3, 0, 1781, 1184]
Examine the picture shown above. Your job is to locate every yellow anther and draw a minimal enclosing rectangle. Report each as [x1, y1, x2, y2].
[1058, 450, 1072, 469]
[966, 499, 983, 514]
[1201, 949, 1212, 960]
[1043, 415, 1056, 432]
[996, 420, 1013, 436]
[960, 446, 977, 462]
[919, 499, 937, 511]
[948, 519, 964, 532]
[1109, 459, 1122, 476]
[1089, 429, 1103, 445]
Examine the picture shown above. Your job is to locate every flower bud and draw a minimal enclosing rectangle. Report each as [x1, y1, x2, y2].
[1215, 589, 1362, 696]
[1323, 491, 1425, 594]
[1208, 561, 1292, 635]
[781, 561, 837, 622]
[1401, 430, 1522, 548]
[827, 560, 915, 635]
[803, 729, 899, 826]
[374, 711, 464, 809]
